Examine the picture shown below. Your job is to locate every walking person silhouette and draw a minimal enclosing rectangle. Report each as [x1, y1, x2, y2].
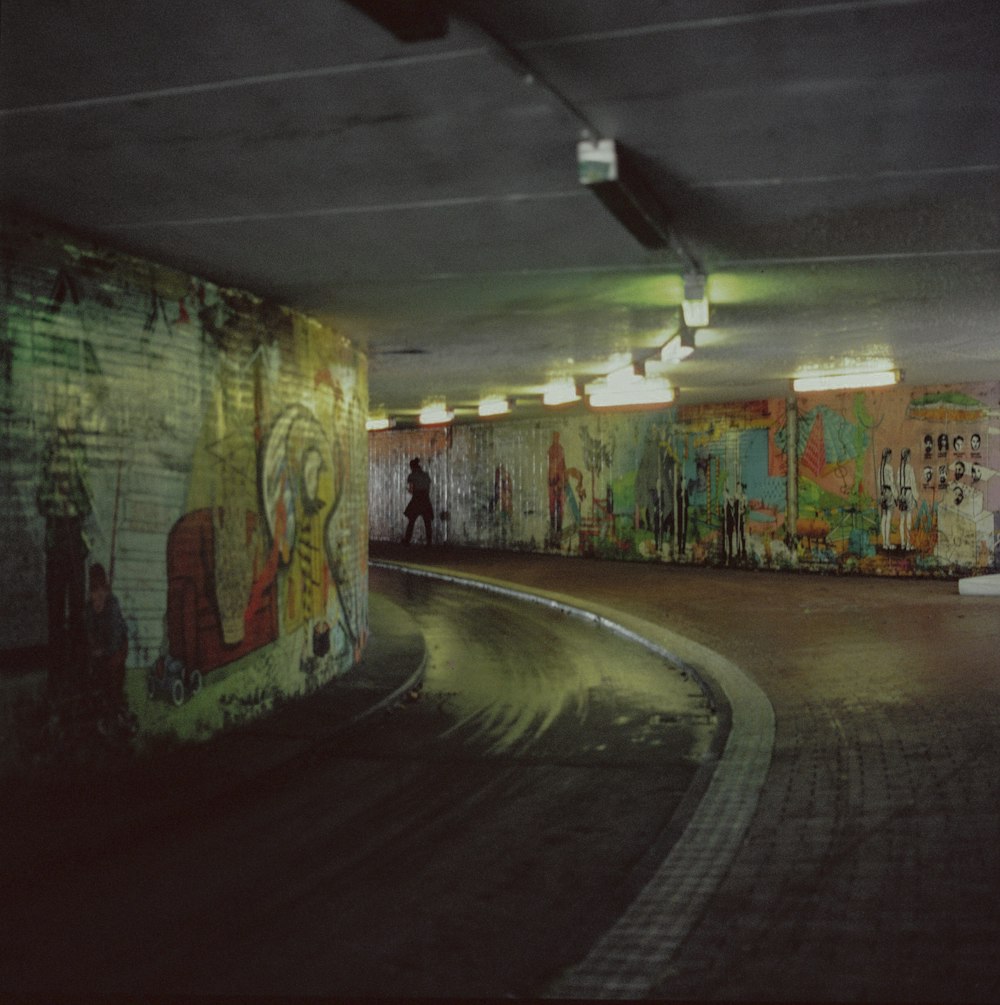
[403, 457, 433, 545]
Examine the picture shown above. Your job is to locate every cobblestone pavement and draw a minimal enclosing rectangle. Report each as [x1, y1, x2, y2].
[372, 543, 1000, 1004]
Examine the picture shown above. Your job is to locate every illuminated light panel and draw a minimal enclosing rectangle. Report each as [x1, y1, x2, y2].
[682, 273, 710, 328]
[478, 396, 512, 417]
[681, 296, 709, 328]
[365, 415, 394, 431]
[604, 362, 638, 387]
[588, 375, 674, 409]
[584, 364, 639, 397]
[543, 378, 581, 406]
[418, 401, 454, 425]
[792, 369, 900, 393]
[660, 329, 695, 362]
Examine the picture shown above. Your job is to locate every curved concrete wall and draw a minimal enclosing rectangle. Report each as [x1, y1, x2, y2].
[370, 390, 999, 577]
[0, 214, 368, 760]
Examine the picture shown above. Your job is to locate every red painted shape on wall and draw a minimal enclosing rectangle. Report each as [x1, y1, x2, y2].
[165, 508, 278, 676]
[801, 412, 826, 479]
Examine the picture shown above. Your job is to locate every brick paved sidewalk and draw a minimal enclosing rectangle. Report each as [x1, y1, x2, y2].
[372, 542, 1000, 1004]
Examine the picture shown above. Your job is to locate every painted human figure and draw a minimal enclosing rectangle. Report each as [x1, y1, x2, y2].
[290, 446, 328, 627]
[675, 471, 689, 556]
[85, 562, 129, 727]
[878, 447, 895, 549]
[736, 482, 747, 558]
[724, 482, 746, 561]
[37, 413, 92, 691]
[547, 431, 567, 541]
[403, 457, 433, 545]
[897, 447, 917, 550]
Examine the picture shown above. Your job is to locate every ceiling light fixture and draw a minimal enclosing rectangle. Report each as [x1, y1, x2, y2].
[588, 376, 675, 409]
[660, 327, 695, 363]
[577, 138, 672, 250]
[682, 273, 710, 328]
[586, 366, 674, 409]
[365, 415, 395, 431]
[543, 378, 581, 407]
[792, 369, 901, 393]
[478, 396, 512, 417]
[418, 400, 454, 425]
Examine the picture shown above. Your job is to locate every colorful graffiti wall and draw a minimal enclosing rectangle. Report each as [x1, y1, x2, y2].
[370, 386, 1000, 576]
[1, 214, 368, 760]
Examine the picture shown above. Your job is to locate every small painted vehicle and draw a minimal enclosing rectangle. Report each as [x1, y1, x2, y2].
[147, 654, 202, 707]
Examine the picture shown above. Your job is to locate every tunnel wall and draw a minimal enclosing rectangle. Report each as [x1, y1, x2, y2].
[370, 386, 1000, 576]
[0, 214, 368, 763]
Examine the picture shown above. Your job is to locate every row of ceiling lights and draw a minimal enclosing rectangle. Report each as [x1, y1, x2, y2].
[337, 18, 905, 432]
[366, 275, 901, 430]
[366, 277, 708, 430]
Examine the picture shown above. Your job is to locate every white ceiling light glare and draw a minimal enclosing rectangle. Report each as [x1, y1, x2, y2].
[792, 368, 901, 393]
[365, 414, 395, 431]
[542, 377, 581, 406]
[586, 364, 674, 409]
[681, 273, 710, 328]
[577, 137, 618, 184]
[660, 327, 695, 363]
[478, 395, 512, 417]
[418, 400, 454, 425]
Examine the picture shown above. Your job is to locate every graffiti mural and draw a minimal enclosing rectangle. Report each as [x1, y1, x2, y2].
[0, 213, 368, 769]
[370, 385, 999, 578]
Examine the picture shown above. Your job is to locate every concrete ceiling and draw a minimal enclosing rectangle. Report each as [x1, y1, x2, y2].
[2, 0, 998, 422]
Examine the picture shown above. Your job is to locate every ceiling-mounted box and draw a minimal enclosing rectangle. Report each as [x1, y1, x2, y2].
[577, 139, 669, 250]
[577, 139, 618, 185]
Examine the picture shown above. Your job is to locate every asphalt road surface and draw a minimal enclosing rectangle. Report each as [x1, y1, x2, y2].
[1, 568, 716, 999]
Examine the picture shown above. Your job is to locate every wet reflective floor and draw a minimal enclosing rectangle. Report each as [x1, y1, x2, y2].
[0, 568, 715, 999]
[373, 544, 1000, 1004]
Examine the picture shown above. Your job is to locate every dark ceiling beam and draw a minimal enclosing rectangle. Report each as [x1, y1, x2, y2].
[448, 4, 701, 273]
[341, 0, 701, 271]
[343, 0, 449, 42]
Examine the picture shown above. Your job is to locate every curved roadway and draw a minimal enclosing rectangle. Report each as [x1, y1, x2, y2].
[374, 544, 1000, 1004]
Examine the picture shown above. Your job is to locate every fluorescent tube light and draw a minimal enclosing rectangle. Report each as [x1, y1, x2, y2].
[543, 378, 581, 406]
[792, 369, 900, 393]
[587, 373, 674, 409]
[478, 396, 511, 417]
[418, 401, 454, 425]
[365, 415, 394, 431]
[660, 329, 695, 363]
[682, 273, 709, 328]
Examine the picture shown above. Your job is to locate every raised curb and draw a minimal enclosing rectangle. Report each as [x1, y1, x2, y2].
[372, 557, 775, 998]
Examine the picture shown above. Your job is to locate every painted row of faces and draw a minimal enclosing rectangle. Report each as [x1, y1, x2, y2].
[924, 433, 982, 455]
[923, 462, 981, 486]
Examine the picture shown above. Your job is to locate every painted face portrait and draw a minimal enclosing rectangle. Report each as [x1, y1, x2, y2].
[971, 434, 981, 452]
[953, 435, 965, 453]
